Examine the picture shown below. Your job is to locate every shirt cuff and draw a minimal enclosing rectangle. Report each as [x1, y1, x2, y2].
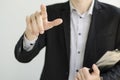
[23, 35, 38, 51]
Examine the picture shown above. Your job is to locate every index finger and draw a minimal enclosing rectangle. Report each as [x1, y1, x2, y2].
[41, 4, 48, 21]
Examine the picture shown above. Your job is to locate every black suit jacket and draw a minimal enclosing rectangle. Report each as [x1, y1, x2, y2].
[15, 0, 120, 80]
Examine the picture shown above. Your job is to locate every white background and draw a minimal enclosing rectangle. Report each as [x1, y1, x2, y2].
[0, 0, 120, 80]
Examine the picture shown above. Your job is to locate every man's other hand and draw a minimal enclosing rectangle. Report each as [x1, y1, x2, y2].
[75, 64, 101, 80]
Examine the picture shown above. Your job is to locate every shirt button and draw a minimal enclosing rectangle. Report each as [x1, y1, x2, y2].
[30, 43, 33, 45]
[76, 69, 79, 72]
[78, 51, 80, 54]
[78, 33, 81, 35]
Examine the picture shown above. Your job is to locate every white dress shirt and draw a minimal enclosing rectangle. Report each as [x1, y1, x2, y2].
[68, 0, 94, 80]
[23, 0, 95, 80]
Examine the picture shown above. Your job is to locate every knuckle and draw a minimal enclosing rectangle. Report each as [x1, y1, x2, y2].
[82, 67, 88, 72]
[83, 67, 87, 70]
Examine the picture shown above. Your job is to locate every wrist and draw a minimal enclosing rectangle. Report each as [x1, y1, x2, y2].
[25, 30, 38, 41]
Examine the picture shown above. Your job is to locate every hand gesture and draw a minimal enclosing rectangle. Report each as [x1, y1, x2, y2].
[25, 4, 63, 40]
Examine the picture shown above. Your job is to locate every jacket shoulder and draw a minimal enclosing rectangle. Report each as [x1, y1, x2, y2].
[99, 1, 120, 15]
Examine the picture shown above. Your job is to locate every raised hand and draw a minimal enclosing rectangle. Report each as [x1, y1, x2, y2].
[25, 4, 63, 40]
[75, 64, 101, 80]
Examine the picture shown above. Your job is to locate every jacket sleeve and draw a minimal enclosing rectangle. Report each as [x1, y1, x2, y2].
[14, 33, 46, 63]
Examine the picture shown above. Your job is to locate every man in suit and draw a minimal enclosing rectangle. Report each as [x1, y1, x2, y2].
[15, 0, 120, 80]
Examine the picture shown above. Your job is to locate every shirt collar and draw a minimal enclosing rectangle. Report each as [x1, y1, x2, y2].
[70, 0, 95, 16]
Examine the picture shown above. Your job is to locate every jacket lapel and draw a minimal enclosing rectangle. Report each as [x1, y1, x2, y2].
[83, 0, 103, 67]
[61, 2, 71, 63]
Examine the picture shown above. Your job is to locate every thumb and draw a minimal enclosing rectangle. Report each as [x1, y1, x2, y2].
[45, 18, 63, 30]
[92, 64, 100, 75]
